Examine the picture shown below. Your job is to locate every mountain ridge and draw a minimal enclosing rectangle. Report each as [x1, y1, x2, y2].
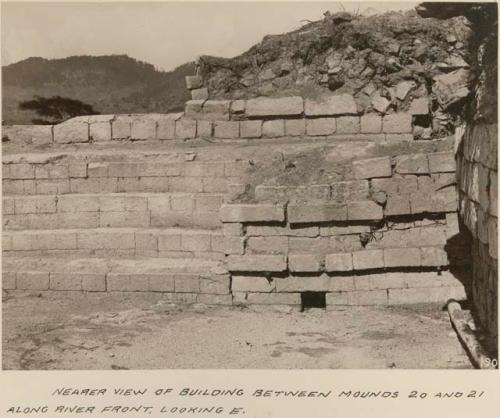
[2, 54, 194, 124]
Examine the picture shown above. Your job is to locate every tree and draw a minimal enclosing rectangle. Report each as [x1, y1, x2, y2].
[18, 95, 99, 124]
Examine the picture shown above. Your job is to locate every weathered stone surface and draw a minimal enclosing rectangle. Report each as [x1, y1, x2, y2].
[247, 236, 288, 254]
[276, 276, 329, 292]
[420, 247, 449, 266]
[191, 87, 209, 100]
[372, 95, 391, 114]
[288, 254, 322, 272]
[185, 75, 203, 90]
[288, 203, 347, 224]
[175, 119, 197, 139]
[330, 180, 369, 201]
[306, 118, 336, 136]
[304, 94, 357, 116]
[432, 69, 470, 108]
[2, 125, 53, 145]
[285, 119, 306, 136]
[336, 116, 360, 134]
[490, 170, 497, 216]
[239, 120, 262, 138]
[409, 97, 429, 115]
[131, 120, 156, 140]
[384, 247, 421, 267]
[383, 113, 412, 133]
[246, 96, 303, 117]
[394, 154, 429, 174]
[231, 100, 246, 114]
[347, 200, 383, 221]
[352, 156, 392, 179]
[384, 196, 411, 216]
[202, 100, 231, 121]
[220, 204, 285, 223]
[214, 121, 239, 138]
[226, 255, 287, 272]
[54, 120, 89, 143]
[325, 253, 353, 271]
[262, 120, 285, 138]
[157, 119, 176, 139]
[428, 152, 456, 173]
[231, 275, 275, 292]
[360, 114, 382, 133]
[395, 81, 415, 100]
[196, 120, 213, 138]
[352, 249, 384, 270]
[185, 99, 206, 118]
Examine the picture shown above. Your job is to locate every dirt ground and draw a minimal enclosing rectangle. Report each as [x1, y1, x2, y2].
[2, 291, 472, 370]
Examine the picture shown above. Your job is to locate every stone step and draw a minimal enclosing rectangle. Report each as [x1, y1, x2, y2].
[2, 227, 225, 260]
[2, 256, 230, 302]
[3, 192, 225, 230]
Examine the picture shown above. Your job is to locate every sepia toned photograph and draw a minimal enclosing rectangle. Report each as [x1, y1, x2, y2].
[1, 1, 497, 371]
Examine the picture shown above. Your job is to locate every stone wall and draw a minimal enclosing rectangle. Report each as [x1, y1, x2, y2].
[457, 124, 497, 353]
[220, 150, 470, 308]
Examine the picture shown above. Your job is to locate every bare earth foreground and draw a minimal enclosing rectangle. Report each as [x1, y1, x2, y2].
[2, 291, 472, 370]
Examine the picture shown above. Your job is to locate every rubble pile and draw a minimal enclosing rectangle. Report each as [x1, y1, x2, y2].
[197, 10, 472, 139]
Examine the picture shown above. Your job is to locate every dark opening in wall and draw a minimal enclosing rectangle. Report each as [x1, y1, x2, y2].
[301, 292, 326, 310]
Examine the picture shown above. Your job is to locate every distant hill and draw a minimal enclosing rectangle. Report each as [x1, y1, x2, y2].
[2, 55, 194, 124]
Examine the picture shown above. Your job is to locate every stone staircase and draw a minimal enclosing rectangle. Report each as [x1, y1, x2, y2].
[2, 141, 237, 305]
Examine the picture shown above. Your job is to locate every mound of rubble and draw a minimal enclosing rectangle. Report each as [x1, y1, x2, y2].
[196, 9, 472, 139]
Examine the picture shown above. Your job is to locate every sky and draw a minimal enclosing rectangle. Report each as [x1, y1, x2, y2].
[1, 1, 419, 72]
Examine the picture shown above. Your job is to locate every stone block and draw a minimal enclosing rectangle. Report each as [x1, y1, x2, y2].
[191, 87, 209, 100]
[54, 120, 89, 143]
[220, 203, 285, 223]
[353, 272, 407, 291]
[9, 163, 35, 179]
[107, 273, 150, 292]
[352, 157, 391, 179]
[214, 121, 239, 139]
[2, 125, 53, 145]
[198, 294, 233, 305]
[200, 274, 230, 295]
[112, 120, 131, 139]
[336, 116, 360, 134]
[231, 100, 246, 114]
[247, 236, 288, 254]
[185, 99, 205, 118]
[17, 272, 50, 290]
[383, 113, 413, 134]
[347, 290, 388, 305]
[347, 200, 383, 221]
[420, 247, 449, 266]
[262, 120, 285, 138]
[158, 234, 181, 251]
[242, 292, 301, 305]
[388, 286, 466, 305]
[246, 225, 319, 237]
[276, 276, 329, 292]
[489, 170, 497, 216]
[288, 203, 347, 223]
[231, 275, 275, 292]
[131, 120, 156, 140]
[196, 120, 212, 138]
[174, 275, 200, 293]
[384, 247, 421, 267]
[245, 96, 303, 117]
[181, 233, 212, 252]
[384, 196, 411, 216]
[352, 249, 384, 270]
[394, 154, 429, 174]
[77, 231, 135, 250]
[285, 119, 306, 136]
[325, 291, 349, 306]
[240, 120, 262, 138]
[304, 94, 357, 116]
[89, 121, 112, 142]
[288, 254, 323, 272]
[223, 223, 244, 236]
[428, 152, 456, 173]
[226, 255, 287, 272]
[360, 114, 382, 133]
[306, 118, 336, 136]
[175, 119, 197, 139]
[2, 272, 16, 290]
[185, 75, 203, 90]
[221, 236, 245, 255]
[202, 100, 231, 121]
[157, 119, 176, 140]
[409, 97, 429, 115]
[325, 253, 353, 271]
[87, 162, 109, 178]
